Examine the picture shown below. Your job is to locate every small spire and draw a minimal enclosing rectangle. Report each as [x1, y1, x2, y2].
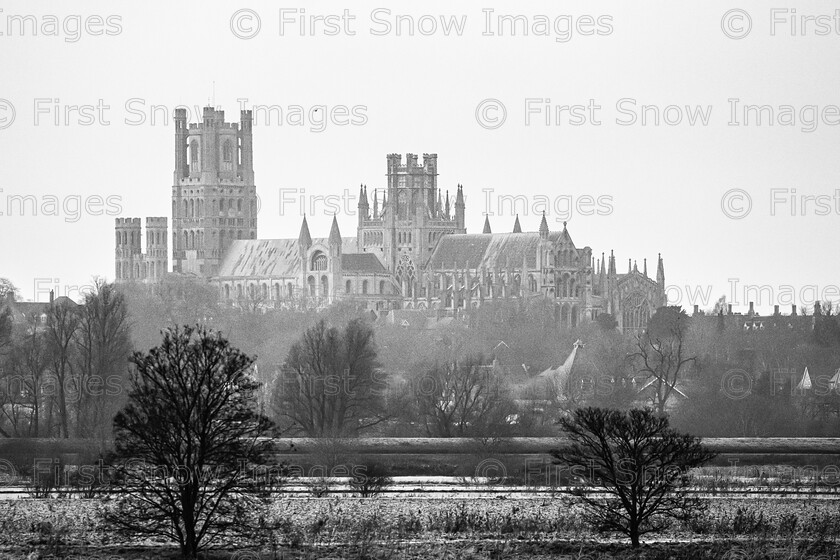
[298, 215, 312, 247]
[656, 253, 665, 286]
[445, 190, 450, 218]
[628, 259, 632, 274]
[512, 215, 522, 233]
[329, 214, 341, 245]
[372, 188, 379, 217]
[483, 214, 492, 234]
[539, 211, 549, 237]
[643, 258, 648, 277]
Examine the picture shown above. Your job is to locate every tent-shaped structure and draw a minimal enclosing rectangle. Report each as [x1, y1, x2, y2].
[828, 368, 840, 392]
[795, 367, 812, 391]
[537, 339, 583, 399]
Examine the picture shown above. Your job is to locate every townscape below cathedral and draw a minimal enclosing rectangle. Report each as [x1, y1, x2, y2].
[114, 106, 666, 333]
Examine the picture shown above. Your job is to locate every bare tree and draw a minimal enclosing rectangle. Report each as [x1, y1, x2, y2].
[46, 298, 79, 438]
[274, 318, 386, 437]
[552, 407, 715, 547]
[74, 280, 131, 440]
[413, 355, 515, 437]
[631, 306, 696, 414]
[109, 325, 274, 559]
[8, 330, 49, 437]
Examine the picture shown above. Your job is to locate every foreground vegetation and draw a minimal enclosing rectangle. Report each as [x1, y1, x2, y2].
[2, 495, 840, 559]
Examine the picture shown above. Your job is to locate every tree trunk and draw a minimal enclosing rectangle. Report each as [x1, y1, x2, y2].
[58, 363, 69, 438]
[630, 522, 640, 547]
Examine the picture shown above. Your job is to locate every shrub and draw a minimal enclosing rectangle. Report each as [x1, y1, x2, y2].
[350, 462, 393, 498]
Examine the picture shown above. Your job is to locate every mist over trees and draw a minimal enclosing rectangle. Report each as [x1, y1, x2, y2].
[117, 279, 840, 438]
[272, 318, 387, 437]
[0, 279, 131, 439]
[3, 272, 838, 440]
[411, 355, 516, 437]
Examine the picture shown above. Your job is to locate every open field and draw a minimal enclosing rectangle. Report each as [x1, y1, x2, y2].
[4, 438, 840, 557]
[3, 495, 840, 559]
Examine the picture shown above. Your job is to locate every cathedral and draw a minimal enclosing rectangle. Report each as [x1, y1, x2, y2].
[115, 106, 666, 333]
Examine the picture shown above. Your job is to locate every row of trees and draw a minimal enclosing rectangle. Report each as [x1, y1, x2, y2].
[4, 271, 840, 440]
[0, 280, 131, 439]
[267, 308, 678, 437]
[268, 301, 840, 439]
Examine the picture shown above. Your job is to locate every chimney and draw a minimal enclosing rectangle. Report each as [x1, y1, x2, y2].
[49, 289, 54, 305]
[774, 305, 779, 315]
[748, 301, 754, 316]
[727, 304, 732, 314]
[693, 304, 699, 315]
[792, 304, 797, 316]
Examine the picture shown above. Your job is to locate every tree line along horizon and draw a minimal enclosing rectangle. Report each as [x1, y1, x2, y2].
[1, 275, 839, 441]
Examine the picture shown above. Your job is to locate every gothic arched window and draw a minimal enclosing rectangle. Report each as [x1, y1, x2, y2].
[189, 140, 199, 171]
[398, 190, 408, 219]
[311, 251, 327, 271]
[222, 140, 233, 171]
[622, 292, 650, 334]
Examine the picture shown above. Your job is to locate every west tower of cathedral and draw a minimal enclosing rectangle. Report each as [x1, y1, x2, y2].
[171, 107, 257, 277]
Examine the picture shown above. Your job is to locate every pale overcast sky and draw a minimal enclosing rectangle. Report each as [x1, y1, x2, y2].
[1, 0, 839, 313]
